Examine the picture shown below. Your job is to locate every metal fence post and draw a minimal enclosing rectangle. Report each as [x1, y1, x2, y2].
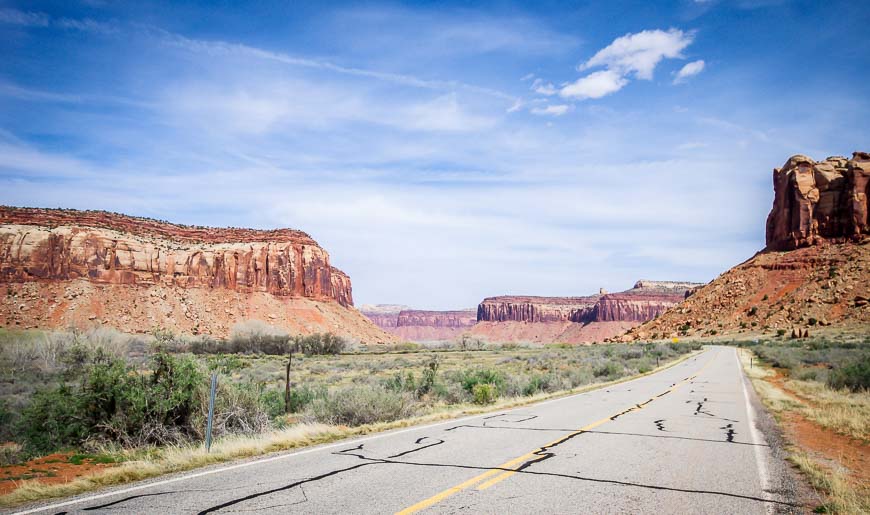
[206, 372, 218, 452]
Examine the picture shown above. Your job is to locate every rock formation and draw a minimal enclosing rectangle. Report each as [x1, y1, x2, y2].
[360, 304, 476, 341]
[471, 281, 701, 343]
[624, 150, 870, 341]
[766, 152, 870, 251]
[0, 207, 396, 342]
[476, 296, 600, 323]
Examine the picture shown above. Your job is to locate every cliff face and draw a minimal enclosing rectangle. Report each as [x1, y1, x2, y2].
[471, 281, 701, 343]
[0, 207, 397, 342]
[0, 207, 352, 306]
[359, 305, 476, 341]
[593, 281, 703, 322]
[766, 152, 870, 251]
[476, 296, 600, 323]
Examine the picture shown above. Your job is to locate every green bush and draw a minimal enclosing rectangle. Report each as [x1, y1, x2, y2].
[459, 369, 505, 394]
[827, 360, 870, 392]
[304, 386, 412, 426]
[293, 333, 347, 355]
[472, 383, 498, 404]
[18, 353, 205, 454]
[593, 361, 622, 378]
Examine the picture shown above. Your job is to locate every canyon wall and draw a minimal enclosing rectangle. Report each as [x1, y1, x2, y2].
[360, 304, 476, 341]
[471, 281, 701, 343]
[476, 296, 600, 323]
[0, 207, 396, 342]
[766, 152, 870, 251]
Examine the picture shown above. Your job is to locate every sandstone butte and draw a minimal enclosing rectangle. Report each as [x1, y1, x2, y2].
[363, 281, 702, 344]
[0, 206, 397, 342]
[623, 151, 870, 342]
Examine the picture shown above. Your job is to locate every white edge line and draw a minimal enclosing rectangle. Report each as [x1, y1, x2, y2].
[15, 350, 708, 514]
[735, 347, 772, 512]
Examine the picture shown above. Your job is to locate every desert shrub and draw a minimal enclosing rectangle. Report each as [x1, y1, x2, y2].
[593, 361, 622, 379]
[384, 371, 417, 393]
[304, 386, 413, 426]
[198, 381, 270, 438]
[808, 317, 817, 326]
[285, 384, 326, 413]
[416, 356, 440, 397]
[459, 368, 505, 394]
[18, 353, 204, 454]
[777, 329, 787, 336]
[206, 354, 249, 374]
[293, 333, 347, 355]
[472, 383, 498, 404]
[522, 374, 556, 396]
[827, 360, 870, 392]
[260, 389, 287, 420]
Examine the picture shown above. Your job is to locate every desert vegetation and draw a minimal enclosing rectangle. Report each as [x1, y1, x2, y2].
[0, 325, 700, 477]
[737, 337, 869, 513]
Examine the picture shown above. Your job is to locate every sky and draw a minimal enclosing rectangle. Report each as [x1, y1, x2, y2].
[1, 0, 868, 309]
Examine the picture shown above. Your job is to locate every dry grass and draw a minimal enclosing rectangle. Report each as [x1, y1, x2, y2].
[789, 450, 870, 514]
[738, 348, 870, 513]
[787, 380, 870, 441]
[0, 349, 701, 509]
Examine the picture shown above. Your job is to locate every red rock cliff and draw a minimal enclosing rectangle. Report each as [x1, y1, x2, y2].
[766, 151, 870, 251]
[0, 206, 352, 306]
[396, 310, 477, 329]
[593, 281, 702, 322]
[359, 305, 476, 341]
[476, 296, 600, 323]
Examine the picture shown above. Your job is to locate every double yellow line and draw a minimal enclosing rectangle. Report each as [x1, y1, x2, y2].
[397, 351, 717, 514]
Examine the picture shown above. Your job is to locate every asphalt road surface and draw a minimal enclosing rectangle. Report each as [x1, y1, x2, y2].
[14, 346, 803, 514]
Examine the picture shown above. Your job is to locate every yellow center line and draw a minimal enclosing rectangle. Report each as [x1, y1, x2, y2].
[396, 350, 718, 514]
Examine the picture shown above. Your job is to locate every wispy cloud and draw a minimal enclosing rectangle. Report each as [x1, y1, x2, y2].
[530, 104, 570, 116]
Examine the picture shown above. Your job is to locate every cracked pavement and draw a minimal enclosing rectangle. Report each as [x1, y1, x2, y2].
[12, 347, 804, 514]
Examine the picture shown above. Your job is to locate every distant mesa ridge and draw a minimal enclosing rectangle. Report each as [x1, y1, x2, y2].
[0, 206, 352, 306]
[766, 151, 870, 251]
[364, 281, 702, 343]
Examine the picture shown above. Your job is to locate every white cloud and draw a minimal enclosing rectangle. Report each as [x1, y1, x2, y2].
[559, 28, 698, 101]
[531, 78, 558, 95]
[530, 104, 570, 116]
[673, 59, 706, 83]
[520, 73, 535, 81]
[560, 69, 628, 100]
[580, 28, 694, 80]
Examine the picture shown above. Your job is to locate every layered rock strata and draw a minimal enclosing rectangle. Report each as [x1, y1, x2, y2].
[360, 305, 476, 341]
[0, 207, 396, 341]
[766, 152, 870, 251]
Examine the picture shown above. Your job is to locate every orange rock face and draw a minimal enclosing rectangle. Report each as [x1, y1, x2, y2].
[0, 207, 398, 342]
[0, 207, 352, 306]
[766, 151, 870, 251]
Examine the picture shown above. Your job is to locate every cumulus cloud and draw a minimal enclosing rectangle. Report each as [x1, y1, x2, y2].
[673, 59, 706, 83]
[560, 28, 696, 100]
[530, 104, 570, 116]
[560, 69, 628, 100]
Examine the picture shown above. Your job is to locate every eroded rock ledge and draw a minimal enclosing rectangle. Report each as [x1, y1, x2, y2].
[766, 151, 870, 251]
[0, 206, 352, 306]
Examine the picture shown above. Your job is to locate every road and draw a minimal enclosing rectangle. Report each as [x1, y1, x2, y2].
[15, 346, 802, 514]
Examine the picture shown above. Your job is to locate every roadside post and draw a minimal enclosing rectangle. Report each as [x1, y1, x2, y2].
[206, 372, 218, 452]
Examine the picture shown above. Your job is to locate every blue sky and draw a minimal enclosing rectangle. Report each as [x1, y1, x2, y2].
[1, 1, 868, 309]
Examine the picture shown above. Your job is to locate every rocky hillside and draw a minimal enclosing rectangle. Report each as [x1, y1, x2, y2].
[623, 151, 870, 341]
[0, 207, 396, 342]
[360, 305, 476, 341]
[471, 281, 700, 344]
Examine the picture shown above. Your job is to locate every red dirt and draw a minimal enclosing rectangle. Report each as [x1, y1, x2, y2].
[759, 372, 869, 486]
[0, 452, 116, 495]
